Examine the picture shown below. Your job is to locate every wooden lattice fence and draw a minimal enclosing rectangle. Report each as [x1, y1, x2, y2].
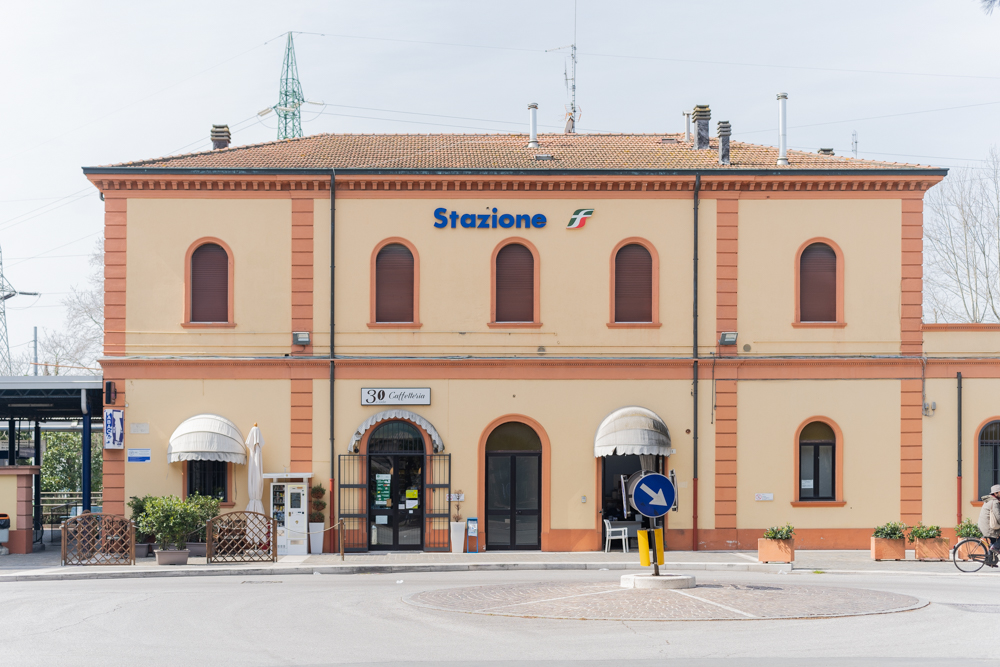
[206, 511, 277, 563]
[61, 513, 135, 566]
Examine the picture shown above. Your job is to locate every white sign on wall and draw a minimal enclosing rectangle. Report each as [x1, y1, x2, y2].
[361, 388, 431, 406]
[129, 423, 149, 434]
[127, 448, 151, 463]
[104, 409, 124, 449]
[754, 493, 774, 502]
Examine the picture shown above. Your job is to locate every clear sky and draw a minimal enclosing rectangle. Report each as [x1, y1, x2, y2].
[0, 0, 995, 358]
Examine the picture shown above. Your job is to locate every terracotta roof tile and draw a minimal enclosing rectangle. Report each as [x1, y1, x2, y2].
[89, 133, 939, 172]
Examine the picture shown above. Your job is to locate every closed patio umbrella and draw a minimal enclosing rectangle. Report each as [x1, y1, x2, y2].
[246, 424, 265, 515]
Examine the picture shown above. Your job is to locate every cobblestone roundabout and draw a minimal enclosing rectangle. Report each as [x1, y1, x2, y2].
[406, 581, 925, 621]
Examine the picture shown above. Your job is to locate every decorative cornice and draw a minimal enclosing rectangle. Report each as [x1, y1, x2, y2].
[86, 174, 330, 197]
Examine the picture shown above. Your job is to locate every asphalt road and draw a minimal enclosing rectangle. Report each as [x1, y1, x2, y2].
[3, 569, 998, 666]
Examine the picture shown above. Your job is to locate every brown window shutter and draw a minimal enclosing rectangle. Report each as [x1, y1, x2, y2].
[495, 243, 534, 322]
[190, 243, 229, 322]
[799, 243, 837, 322]
[375, 244, 414, 322]
[614, 244, 653, 322]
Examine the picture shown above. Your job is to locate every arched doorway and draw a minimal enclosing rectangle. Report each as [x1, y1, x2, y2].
[367, 420, 425, 550]
[485, 422, 542, 550]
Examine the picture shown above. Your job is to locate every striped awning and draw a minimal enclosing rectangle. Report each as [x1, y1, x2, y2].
[167, 414, 246, 464]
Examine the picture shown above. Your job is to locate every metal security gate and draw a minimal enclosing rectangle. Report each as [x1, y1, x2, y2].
[338, 453, 450, 552]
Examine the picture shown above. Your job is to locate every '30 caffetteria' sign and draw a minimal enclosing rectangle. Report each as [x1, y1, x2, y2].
[361, 388, 431, 406]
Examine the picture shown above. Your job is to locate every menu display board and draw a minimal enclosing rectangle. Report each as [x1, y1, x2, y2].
[375, 474, 391, 506]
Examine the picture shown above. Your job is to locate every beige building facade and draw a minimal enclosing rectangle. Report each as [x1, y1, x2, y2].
[84, 131, 1000, 551]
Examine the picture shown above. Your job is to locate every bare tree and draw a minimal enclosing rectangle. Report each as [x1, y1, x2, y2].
[60, 237, 104, 371]
[924, 148, 1000, 322]
[983, 0, 998, 15]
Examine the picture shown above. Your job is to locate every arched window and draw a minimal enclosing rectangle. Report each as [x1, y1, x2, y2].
[494, 243, 535, 323]
[979, 421, 1000, 498]
[368, 420, 425, 453]
[190, 243, 229, 323]
[798, 421, 835, 501]
[375, 243, 415, 323]
[614, 244, 653, 323]
[799, 242, 837, 322]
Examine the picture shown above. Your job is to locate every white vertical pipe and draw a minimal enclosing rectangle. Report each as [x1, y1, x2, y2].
[776, 93, 788, 166]
[683, 111, 691, 142]
[527, 103, 539, 148]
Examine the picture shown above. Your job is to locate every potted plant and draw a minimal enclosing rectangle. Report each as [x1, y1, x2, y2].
[909, 522, 948, 561]
[758, 523, 795, 563]
[309, 484, 327, 554]
[450, 490, 466, 554]
[954, 518, 982, 561]
[138, 495, 201, 565]
[127, 495, 155, 558]
[184, 494, 220, 557]
[871, 521, 907, 561]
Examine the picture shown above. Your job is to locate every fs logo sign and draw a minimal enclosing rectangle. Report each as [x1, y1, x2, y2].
[566, 208, 595, 229]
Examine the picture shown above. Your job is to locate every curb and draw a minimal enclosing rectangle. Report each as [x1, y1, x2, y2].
[0, 560, 788, 583]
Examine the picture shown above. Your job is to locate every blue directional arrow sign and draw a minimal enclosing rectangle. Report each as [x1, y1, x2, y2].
[629, 473, 675, 518]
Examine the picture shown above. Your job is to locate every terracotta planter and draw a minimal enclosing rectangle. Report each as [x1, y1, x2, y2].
[870, 537, 905, 561]
[955, 539, 981, 561]
[154, 549, 190, 565]
[186, 543, 207, 557]
[757, 538, 794, 563]
[914, 537, 949, 561]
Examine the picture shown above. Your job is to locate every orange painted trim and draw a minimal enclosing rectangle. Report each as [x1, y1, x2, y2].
[792, 416, 845, 503]
[972, 416, 1000, 504]
[100, 357, 330, 380]
[369, 237, 421, 328]
[489, 237, 541, 326]
[923, 323, 1000, 331]
[183, 237, 235, 326]
[477, 414, 552, 550]
[794, 237, 845, 325]
[608, 237, 660, 326]
[104, 197, 127, 357]
[791, 322, 847, 329]
[0, 466, 40, 475]
[180, 322, 237, 329]
[972, 500, 985, 507]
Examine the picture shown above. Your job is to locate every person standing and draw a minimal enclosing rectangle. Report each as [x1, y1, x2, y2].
[978, 484, 1000, 564]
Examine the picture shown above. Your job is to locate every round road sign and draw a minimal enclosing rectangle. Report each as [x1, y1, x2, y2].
[628, 472, 675, 518]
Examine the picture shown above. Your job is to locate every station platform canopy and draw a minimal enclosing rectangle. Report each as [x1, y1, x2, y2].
[0, 376, 103, 421]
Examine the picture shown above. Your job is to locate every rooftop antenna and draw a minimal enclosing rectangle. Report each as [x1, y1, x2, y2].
[851, 130, 858, 158]
[277, 32, 305, 140]
[0, 245, 39, 375]
[547, 0, 578, 133]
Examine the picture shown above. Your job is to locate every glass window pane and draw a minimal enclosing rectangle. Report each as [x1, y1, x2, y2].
[487, 516, 511, 546]
[397, 514, 421, 545]
[980, 443, 996, 498]
[818, 445, 834, 499]
[368, 420, 424, 452]
[189, 460, 227, 501]
[799, 445, 815, 499]
[515, 514, 539, 546]
[515, 456, 539, 510]
[487, 456, 511, 510]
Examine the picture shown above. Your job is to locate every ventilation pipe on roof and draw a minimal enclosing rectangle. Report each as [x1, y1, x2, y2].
[683, 111, 692, 142]
[776, 93, 788, 166]
[717, 121, 731, 165]
[692, 105, 710, 150]
[527, 103, 539, 148]
[211, 125, 231, 150]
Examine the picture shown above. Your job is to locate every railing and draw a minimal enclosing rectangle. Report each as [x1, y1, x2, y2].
[206, 511, 277, 563]
[41, 491, 103, 511]
[61, 513, 134, 566]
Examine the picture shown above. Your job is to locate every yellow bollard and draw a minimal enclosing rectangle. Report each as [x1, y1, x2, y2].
[654, 528, 665, 566]
[637, 529, 651, 566]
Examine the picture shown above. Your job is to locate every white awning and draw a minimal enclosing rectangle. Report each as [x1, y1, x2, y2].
[594, 406, 673, 457]
[168, 414, 247, 464]
[349, 409, 444, 453]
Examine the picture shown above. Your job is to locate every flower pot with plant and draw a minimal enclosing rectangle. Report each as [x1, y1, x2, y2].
[909, 523, 948, 561]
[309, 484, 327, 554]
[183, 494, 220, 557]
[450, 490, 466, 554]
[954, 518, 982, 560]
[137, 495, 201, 565]
[127, 495, 156, 558]
[758, 524, 795, 563]
[871, 521, 907, 560]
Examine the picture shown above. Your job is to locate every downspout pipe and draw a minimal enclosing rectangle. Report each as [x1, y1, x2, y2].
[957, 372, 963, 526]
[330, 170, 336, 547]
[692, 173, 701, 551]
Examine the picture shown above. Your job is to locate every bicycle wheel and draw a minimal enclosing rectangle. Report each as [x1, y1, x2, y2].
[953, 538, 989, 573]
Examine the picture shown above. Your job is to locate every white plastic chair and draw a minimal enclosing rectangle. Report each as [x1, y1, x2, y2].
[604, 519, 629, 553]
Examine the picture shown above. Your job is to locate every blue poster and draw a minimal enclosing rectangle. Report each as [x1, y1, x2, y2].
[104, 409, 124, 449]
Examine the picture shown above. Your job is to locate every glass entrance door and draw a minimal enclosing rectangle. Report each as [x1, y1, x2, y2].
[485, 452, 541, 549]
[368, 454, 424, 550]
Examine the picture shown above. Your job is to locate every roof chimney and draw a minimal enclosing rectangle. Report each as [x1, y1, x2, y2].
[211, 124, 231, 150]
[682, 111, 692, 142]
[692, 105, 711, 150]
[776, 93, 788, 166]
[817, 148, 834, 155]
[527, 103, 539, 148]
[717, 121, 731, 165]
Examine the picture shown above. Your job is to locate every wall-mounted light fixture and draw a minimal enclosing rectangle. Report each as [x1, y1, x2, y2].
[718, 332, 738, 346]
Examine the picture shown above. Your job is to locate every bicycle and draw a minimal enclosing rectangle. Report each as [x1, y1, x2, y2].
[953, 537, 998, 572]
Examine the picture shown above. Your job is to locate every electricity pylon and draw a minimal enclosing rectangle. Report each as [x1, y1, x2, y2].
[277, 32, 305, 140]
[0, 245, 39, 375]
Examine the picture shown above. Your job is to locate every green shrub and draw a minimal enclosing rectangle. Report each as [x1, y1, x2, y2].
[126, 495, 155, 541]
[872, 521, 907, 540]
[137, 495, 201, 551]
[908, 523, 942, 542]
[956, 518, 982, 539]
[763, 524, 795, 540]
[185, 494, 221, 543]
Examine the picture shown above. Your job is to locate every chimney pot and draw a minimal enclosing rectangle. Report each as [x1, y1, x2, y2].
[776, 93, 788, 166]
[211, 124, 231, 150]
[717, 121, 732, 165]
[818, 148, 834, 155]
[692, 105, 711, 150]
[527, 103, 539, 149]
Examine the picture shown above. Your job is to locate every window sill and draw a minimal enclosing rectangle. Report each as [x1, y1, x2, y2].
[791, 322, 847, 328]
[790, 501, 847, 507]
[367, 322, 423, 329]
[487, 322, 542, 329]
[181, 322, 237, 328]
[971, 501, 984, 507]
[220, 502, 236, 508]
[607, 322, 662, 329]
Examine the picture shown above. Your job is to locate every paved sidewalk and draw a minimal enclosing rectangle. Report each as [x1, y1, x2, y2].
[1, 546, 995, 583]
